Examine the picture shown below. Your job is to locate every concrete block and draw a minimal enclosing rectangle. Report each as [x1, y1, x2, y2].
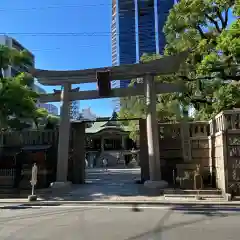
[28, 195, 37, 201]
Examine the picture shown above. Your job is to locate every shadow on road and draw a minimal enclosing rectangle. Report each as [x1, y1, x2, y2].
[171, 203, 240, 213]
[0, 205, 42, 210]
[125, 204, 240, 240]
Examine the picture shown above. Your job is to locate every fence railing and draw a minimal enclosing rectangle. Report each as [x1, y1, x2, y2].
[0, 168, 15, 187]
[0, 130, 57, 147]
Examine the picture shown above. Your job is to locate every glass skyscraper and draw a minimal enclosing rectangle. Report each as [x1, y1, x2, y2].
[111, 0, 174, 90]
[156, 0, 175, 54]
[111, 0, 136, 89]
[138, 0, 156, 58]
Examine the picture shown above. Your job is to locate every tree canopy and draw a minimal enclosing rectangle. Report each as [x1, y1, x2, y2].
[45, 114, 60, 130]
[119, 0, 240, 139]
[164, 0, 239, 119]
[0, 44, 48, 130]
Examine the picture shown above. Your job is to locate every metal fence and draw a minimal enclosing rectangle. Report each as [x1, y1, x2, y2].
[0, 168, 15, 188]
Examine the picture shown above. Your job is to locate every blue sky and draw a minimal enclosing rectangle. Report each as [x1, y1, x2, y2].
[0, 1, 236, 117]
[0, 0, 115, 117]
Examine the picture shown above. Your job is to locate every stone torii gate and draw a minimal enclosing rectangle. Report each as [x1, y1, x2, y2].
[32, 51, 188, 188]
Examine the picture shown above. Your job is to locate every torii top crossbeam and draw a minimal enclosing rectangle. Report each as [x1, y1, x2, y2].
[32, 51, 189, 85]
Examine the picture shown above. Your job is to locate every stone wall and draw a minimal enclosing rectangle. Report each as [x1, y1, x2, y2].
[159, 122, 182, 163]
[139, 110, 240, 193]
[1, 110, 240, 193]
[218, 110, 240, 194]
[213, 133, 226, 191]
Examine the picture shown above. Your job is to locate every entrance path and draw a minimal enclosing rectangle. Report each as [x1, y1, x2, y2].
[51, 168, 164, 201]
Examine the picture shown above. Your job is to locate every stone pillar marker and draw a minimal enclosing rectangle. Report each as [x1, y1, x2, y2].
[144, 74, 167, 188]
[53, 83, 71, 186]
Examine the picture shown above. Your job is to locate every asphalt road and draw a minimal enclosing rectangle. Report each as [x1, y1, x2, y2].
[0, 205, 240, 240]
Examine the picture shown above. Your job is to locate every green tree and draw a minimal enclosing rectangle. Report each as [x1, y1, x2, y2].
[119, 0, 240, 139]
[33, 108, 49, 128]
[0, 45, 47, 129]
[118, 53, 185, 140]
[164, 0, 239, 119]
[0, 45, 32, 78]
[45, 114, 60, 129]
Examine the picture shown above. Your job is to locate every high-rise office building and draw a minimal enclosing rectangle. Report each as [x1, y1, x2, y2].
[156, 0, 175, 54]
[111, 0, 118, 67]
[111, 0, 137, 89]
[111, 0, 174, 87]
[138, 0, 156, 58]
[111, 0, 174, 110]
[138, 0, 174, 57]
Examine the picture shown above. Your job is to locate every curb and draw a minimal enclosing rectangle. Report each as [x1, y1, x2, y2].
[3, 200, 240, 207]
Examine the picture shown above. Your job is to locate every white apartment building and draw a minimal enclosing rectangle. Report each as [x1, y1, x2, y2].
[0, 35, 59, 116]
[0, 35, 35, 77]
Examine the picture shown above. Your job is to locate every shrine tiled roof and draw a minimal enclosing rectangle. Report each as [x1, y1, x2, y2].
[85, 111, 129, 134]
[85, 121, 129, 134]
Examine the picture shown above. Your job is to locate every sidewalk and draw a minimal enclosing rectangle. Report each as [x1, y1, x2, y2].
[1, 197, 240, 207]
[0, 185, 240, 207]
[1, 168, 239, 207]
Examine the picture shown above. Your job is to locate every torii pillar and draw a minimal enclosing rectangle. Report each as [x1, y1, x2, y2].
[58, 84, 71, 180]
[51, 83, 72, 188]
[51, 85, 82, 187]
[144, 74, 167, 188]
